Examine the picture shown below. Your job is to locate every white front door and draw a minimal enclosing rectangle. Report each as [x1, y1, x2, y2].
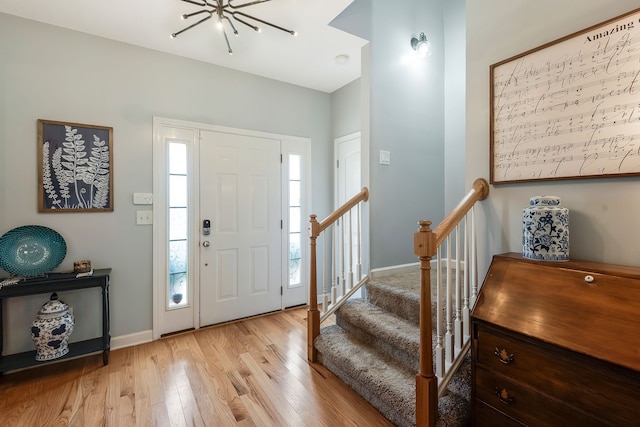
[198, 130, 282, 327]
[153, 118, 310, 338]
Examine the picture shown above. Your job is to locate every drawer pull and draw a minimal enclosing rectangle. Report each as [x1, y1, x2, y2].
[494, 347, 514, 364]
[494, 387, 515, 405]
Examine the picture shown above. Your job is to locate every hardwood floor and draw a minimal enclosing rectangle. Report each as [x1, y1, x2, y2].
[0, 307, 394, 427]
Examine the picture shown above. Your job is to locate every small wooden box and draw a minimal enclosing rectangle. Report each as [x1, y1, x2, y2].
[73, 260, 92, 273]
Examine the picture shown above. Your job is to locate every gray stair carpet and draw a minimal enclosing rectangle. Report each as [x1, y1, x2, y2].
[314, 270, 471, 427]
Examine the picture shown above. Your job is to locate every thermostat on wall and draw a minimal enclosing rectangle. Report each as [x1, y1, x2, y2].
[133, 193, 153, 205]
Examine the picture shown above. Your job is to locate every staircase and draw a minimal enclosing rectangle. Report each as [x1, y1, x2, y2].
[314, 269, 472, 427]
[307, 179, 489, 426]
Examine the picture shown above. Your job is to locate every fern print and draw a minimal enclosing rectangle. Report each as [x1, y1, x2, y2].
[42, 141, 63, 209]
[60, 126, 90, 208]
[52, 147, 73, 207]
[84, 135, 111, 208]
[40, 121, 112, 211]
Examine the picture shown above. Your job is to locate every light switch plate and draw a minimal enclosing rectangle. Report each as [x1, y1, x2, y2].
[379, 150, 391, 166]
[136, 211, 153, 225]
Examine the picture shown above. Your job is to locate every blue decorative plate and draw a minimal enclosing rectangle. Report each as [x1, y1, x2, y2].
[0, 225, 67, 277]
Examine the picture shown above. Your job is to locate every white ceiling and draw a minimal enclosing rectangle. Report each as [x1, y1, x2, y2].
[0, 0, 368, 93]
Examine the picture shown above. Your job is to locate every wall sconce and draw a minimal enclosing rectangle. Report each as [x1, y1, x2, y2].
[411, 32, 431, 57]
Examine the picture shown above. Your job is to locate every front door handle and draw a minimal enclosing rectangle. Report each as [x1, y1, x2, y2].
[202, 241, 210, 247]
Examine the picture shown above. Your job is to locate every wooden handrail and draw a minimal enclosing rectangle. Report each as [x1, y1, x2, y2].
[308, 187, 369, 362]
[414, 178, 489, 426]
[432, 178, 489, 250]
[315, 187, 369, 236]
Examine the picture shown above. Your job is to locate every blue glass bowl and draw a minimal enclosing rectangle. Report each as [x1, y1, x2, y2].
[0, 225, 67, 277]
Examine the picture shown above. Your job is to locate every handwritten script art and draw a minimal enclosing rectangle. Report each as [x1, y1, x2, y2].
[491, 10, 640, 183]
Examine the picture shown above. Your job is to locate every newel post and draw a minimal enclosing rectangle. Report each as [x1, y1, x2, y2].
[307, 214, 320, 363]
[414, 220, 437, 427]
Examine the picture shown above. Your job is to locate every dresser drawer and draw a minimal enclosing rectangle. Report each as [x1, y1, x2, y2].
[473, 399, 524, 427]
[474, 365, 600, 426]
[474, 326, 640, 424]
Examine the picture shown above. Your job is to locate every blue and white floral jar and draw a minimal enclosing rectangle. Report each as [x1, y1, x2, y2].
[522, 196, 569, 261]
[30, 293, 75, 361]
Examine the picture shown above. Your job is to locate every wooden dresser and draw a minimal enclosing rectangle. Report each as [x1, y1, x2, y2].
[471, 253, 640, 426]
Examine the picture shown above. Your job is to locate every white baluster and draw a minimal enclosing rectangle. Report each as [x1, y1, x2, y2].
[471, 205, 478, 306]
[454, 224, 463, 351]
[347, 209, 353, 292]
[435, 249, 445, 378]
[322, 232, 328, 314]
[463, 213, 471, 338]
[331, 224, 337, 309]
[340, 217, 346, 299]
[355, 203, 362, 281]
[445, 237, 454, 365]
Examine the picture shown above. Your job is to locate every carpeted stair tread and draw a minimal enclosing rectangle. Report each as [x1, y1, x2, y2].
[436, 390, 472, 427]
[445, 352, 472, 399]
[436, 352, 472, 426]
[315, 267, 472, 426]
[335, 298, 422, 372]
[316, 325, 472, 427]
[315, 324, 417, 427]
[367, 279, 421, 326]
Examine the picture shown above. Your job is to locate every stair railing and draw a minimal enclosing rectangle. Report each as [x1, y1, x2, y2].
[307, 187, 369, 362]
[414, 178, 489, 426]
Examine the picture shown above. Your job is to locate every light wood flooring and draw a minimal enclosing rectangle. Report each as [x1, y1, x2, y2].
[0, 307, 394, 427]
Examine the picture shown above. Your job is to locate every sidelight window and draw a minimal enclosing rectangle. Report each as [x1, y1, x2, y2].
[168, 142, 188, 308]
[288, 154, 302, 286]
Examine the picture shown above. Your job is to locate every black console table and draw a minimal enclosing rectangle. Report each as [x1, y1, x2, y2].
[0, 268, 111, 374]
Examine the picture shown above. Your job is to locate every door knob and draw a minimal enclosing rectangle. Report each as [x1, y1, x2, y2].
[202, 241, 210, 247]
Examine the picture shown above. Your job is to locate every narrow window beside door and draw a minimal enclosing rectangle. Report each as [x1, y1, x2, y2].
[288, 154, 302, 287]
[168, 142, 188, 308]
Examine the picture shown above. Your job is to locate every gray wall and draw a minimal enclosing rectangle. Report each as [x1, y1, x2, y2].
[443, 0, 466, 212]
[331, 78, 361, 140]
[368, 0, 447, 269]
[467, 0, 640, 277]
[0, 13, 333, 353]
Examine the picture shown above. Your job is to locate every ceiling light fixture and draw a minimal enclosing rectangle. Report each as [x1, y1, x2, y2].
[411, 32, 431, 57]
[171, 0, 297, 55]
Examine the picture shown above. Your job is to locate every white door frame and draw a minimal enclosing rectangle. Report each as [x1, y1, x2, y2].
[152, 116, 311, 340]
[282, 139, 312, 308]
[333, 131, 364, 294]
[152, 120, 200, 338]
[334, 131, 361, 208]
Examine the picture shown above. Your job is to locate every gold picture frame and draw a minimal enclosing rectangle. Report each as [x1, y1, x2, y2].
[38, 119, 114, 212]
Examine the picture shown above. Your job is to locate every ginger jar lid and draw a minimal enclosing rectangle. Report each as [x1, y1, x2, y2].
[529, 196, 561, 206]
[37, 293, 70, 319]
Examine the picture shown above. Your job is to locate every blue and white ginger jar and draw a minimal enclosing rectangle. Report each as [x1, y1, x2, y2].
[30, 293, 75, 361]
[522, 196, 569, 261]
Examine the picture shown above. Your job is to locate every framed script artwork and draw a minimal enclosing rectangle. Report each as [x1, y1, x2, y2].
[38, 119, 114, 212]
[490, 8, 640, 184]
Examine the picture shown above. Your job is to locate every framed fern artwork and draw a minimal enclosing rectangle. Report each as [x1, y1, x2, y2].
[38, 119, 113, 212]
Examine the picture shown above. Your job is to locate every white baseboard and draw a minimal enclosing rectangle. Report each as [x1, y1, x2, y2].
[111, 330, 153, 351]
[370, 258, 466, 280]
[370, 262, 421, 278]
